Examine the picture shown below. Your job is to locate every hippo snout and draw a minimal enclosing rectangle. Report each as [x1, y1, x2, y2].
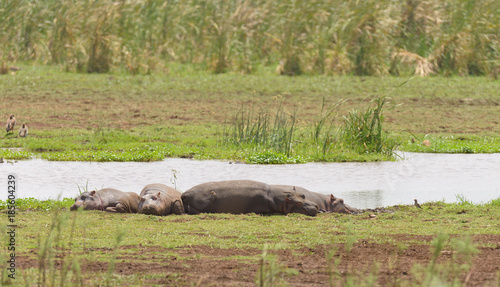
[301, 201, 319, 216]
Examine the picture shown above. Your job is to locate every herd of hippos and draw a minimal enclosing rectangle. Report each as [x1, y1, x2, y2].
[7, 113, 360, 216]
[70, 180, 360, 217]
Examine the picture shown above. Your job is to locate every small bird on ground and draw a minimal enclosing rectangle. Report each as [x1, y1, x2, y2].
[414, 199, 422, 209]
[6, 115, 16, 132]
[19, 123, 28, 137]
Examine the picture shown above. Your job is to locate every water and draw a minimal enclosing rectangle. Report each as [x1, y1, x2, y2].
[1, 152, 499, 209]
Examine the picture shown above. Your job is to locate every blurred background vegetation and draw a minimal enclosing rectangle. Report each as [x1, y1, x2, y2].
[1, 0, 498, 77]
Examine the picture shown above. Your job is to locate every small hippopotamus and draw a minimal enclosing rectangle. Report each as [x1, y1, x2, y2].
[138, 183, 184, 216]
[181, 180, 319, 216]
[273, 185, 359, 214]
[70, 188, 140, 213]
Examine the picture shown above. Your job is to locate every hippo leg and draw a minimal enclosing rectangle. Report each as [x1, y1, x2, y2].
[171, 200, 184, 215]
[116, 202, 134, 213]
[185, 205, 203, 214]
[105, 203, 129, 213]
[105, 207, 118, 213]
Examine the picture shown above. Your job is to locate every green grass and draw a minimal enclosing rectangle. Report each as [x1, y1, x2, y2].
[0, 65, 499, 163]
[400, 134, 500, 154]
[1, 198, 499, 248]
[0, 198, 499, 285]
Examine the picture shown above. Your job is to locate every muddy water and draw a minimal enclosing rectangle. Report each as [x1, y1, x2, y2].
[1, 152, 499, 209]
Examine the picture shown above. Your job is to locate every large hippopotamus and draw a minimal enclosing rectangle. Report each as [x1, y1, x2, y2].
[181, 180, 319, 216]
[70, 188, 140, 213]
[272, 185, 359, 214]
[138, 183, 184, 216]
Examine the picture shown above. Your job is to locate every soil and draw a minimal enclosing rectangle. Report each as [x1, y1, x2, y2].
[17, 234, 500, 286]
[6, 91, 500, 134]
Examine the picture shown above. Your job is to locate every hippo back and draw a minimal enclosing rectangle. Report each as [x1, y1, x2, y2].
[181, 180, 273, 214]
[182, 180, 318, 216]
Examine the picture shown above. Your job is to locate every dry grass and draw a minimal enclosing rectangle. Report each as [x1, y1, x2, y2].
[0, 0, 497, 76]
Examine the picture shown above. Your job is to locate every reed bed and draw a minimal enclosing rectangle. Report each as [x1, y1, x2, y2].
[220, 96, 398, 163]
[0, 0, 497, 76]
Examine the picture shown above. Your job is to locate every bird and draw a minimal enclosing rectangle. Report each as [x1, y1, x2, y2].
[414, 199, 422, 209]
[6, 115, 16, 132]
[19, 123, 28, 137]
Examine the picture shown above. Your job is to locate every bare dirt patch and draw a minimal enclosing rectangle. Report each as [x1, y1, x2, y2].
[17, 236, 500, 286]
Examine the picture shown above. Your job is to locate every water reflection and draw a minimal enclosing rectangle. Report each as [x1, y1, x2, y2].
[1, 152, 499, 209]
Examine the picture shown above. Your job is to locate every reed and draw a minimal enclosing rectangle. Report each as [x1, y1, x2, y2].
[341, 97, 397, 156]
[220, 96, 398, 162]
[0, 0, 497, 76]
[221, 100, 297, 156]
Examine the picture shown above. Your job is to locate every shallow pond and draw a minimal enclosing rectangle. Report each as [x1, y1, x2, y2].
[1, 152, 499, 209]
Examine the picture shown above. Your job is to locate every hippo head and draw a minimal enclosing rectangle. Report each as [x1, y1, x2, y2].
[138, 192, 168, 216]
[327, 195, 351, 214]
[70, 190, 102, 211]
[284, 192, 319, 216]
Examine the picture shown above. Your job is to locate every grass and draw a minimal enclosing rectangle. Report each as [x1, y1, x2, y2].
[0, 198, 499, 285]
[1, 65, 498, 163]
[400, 134, 500, 154]
[0, 0, 498, 77]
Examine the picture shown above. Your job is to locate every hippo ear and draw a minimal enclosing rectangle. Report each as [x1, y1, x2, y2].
[156, 192, 161, 198]
[90, 190, 96, 196]
[330, 194, 336, 202]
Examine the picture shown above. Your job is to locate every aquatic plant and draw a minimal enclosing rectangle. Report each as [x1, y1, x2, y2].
[341, 96, 397, 157]
[0, 0, 497, 76]
[221, 100, 297, 157]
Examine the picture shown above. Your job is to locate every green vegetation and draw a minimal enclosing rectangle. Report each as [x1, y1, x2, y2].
[0, 65, 498, 163]
[0, 0, 498, 76]
[401, 134, 500, 154]
[0, 199, 499, 285]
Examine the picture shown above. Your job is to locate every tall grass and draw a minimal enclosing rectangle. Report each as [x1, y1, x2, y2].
[220, 100, 297, 156]
[220, 96, 397, 162]
[0, 0, 497, 76]
[341, 97, 398, 156]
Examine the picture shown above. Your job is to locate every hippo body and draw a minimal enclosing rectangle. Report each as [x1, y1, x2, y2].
[181, 180, 319, 216]
[273, 185, 359, 214]
[70, 188, 140, 213]
[138, 183, 184, 216]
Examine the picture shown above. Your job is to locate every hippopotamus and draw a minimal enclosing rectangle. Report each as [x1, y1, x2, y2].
[272, 185, 359, 214]
[138, 183, 184, 216]
[181, 180, 319, 216]
[70, 188, 140, 213]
